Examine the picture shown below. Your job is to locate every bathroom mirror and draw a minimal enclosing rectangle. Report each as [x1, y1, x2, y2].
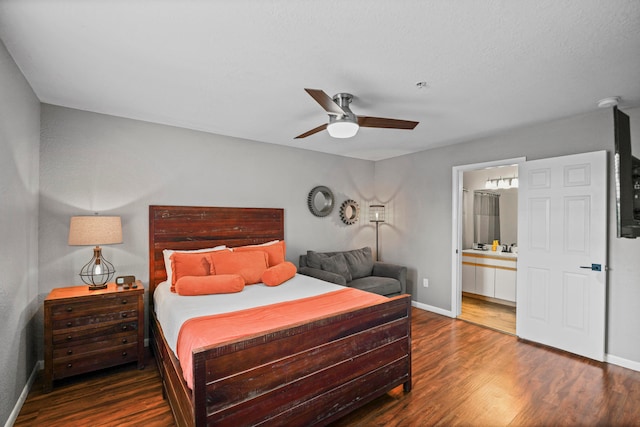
[339, 199, 360, 225]
[473, 191, 501, 244]
[307, 186, 334, 217]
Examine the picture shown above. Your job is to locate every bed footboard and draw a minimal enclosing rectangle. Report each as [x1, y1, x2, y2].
[153, 295, 411, 427]
[195, 294, 411, 426]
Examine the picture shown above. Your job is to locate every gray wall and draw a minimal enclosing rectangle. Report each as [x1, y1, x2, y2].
[0, 40, 40, 424]
[38, 104, 377, 350]
[375, 106, 640, 364]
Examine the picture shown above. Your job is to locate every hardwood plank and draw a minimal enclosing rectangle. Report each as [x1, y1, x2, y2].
[15, 309, 640, 426]
[15, 351, 174, 427]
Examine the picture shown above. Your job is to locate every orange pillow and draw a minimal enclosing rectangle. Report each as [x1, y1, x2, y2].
[233, 240, 286, 267]
[209, 250, 269, 285]
[170, 252, 212, 292]
[175, 274, 245, 296]
[261, 262, 297, 287]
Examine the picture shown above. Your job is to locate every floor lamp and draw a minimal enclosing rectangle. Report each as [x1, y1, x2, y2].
[369, 204, 385, 261]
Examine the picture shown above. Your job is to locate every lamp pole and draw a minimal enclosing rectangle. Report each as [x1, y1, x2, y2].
[375, 220, 381, 261]
[369, 204, 385, 262]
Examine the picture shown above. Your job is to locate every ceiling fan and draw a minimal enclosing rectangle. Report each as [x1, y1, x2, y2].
[295, 88, 419, 139]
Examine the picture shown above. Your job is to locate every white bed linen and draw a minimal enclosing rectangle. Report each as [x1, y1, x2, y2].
[153, 274, 346, 358]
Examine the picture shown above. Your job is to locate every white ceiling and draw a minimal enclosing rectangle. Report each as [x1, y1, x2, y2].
[1, 1, 639, 161]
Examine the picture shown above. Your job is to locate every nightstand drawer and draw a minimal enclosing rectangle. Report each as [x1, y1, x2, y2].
[52, 343, 139, 379]
[50, 294, 138, 320]
[52, 320, 139, 345]
[51, 308, 138, 330]
[53, 333, 138, 359]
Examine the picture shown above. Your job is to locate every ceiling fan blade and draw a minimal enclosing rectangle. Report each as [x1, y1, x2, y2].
[358, 116, 419, 130]
[304, 88, 346, 116]
[294, 123, 328, 139]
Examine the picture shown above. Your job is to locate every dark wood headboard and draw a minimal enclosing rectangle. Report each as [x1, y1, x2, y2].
[148, 205, 284, 296]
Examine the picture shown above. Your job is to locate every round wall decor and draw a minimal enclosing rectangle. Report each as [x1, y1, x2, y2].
[339, 199, 360, 225]
[307, 186, 334, 217]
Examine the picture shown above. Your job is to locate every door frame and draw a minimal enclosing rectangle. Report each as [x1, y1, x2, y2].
[451, 157, 526, 318]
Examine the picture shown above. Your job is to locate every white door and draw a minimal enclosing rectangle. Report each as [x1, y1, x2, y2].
[517, 150, 607, 361]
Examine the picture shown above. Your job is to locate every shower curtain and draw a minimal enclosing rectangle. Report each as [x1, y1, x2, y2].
[474, 191, 500, 244]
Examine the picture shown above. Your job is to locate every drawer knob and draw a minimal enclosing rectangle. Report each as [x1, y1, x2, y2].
[121, 299, 128, 305]
[122, 325, 128, 331]
[66, 335, 72, 341]
[66, 307, 73, 312]
[66, 322, 72, 327]
[122, 313, 128, 318]
[67, 350, 73, 355]
[122, 351, 128, 357]
[67, 363, 72, 368]
[122, 338, 128, 344]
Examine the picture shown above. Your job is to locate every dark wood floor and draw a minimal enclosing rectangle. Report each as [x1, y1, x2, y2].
[16, 308, 640, 426]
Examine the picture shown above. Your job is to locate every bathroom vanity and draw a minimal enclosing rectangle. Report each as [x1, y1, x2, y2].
[462, 249, 517, 304]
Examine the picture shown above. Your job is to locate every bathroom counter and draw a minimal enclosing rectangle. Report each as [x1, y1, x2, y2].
[462, 249, 517, 260]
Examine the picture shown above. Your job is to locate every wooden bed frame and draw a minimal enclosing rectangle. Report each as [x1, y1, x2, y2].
[148, 205, 412, 426]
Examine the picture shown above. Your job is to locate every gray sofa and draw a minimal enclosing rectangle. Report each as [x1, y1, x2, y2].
[298, 247, 407, 297]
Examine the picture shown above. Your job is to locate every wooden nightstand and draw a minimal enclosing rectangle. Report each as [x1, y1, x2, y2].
[43, 281, 145, 393]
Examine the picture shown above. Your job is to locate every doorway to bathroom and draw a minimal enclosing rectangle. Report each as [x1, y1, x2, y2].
[451, 158, 524, 334]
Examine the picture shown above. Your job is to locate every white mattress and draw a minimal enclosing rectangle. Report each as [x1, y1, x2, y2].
[153, 274, 345, 358]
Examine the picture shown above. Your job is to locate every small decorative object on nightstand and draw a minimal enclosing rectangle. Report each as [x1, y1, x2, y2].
[43, 281, 144, 393]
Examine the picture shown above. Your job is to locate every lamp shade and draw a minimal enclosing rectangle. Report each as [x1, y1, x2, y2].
[369, 204, 385, 222]
[68, 216, 122, 246]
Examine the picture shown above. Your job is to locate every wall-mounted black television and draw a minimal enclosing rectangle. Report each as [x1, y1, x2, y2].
[613, 106, 640, 238]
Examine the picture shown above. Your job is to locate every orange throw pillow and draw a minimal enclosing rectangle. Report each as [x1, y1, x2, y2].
[233, 240, 286, 267]
[209, 250, 269, 285]
[175, 274, 245, 296]
[261, 261, 297, 287]
[170, 252, 212, 292]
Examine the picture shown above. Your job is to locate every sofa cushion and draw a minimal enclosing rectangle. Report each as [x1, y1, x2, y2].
[342, 247, 374, 280]
[349, 276, 402, 297]
[306, 250, 329, 270]
[320, 253, 352, 282]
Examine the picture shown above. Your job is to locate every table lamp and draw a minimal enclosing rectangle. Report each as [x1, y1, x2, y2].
[68, 215, 122, 289]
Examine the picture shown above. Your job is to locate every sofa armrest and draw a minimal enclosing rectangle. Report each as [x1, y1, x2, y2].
[372, 262, 407, 294]
[297, 266, 348, 286]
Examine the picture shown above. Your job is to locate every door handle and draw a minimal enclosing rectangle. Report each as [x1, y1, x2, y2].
[580, 264, 602, 271]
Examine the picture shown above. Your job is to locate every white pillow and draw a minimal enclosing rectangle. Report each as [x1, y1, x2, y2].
[162, 246, 227, 282]
[230, 240, 279, 250]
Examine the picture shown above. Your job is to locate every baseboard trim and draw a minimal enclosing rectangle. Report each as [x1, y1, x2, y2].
[411, 300, 454, 318]
[4, 360, 43, 427]
[605, 354, 640, 372]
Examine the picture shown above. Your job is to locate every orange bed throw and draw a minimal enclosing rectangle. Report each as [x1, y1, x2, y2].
[177, 288, 387, 389]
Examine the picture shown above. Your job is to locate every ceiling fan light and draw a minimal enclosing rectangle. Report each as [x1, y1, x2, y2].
[327, 121, 359, 138]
